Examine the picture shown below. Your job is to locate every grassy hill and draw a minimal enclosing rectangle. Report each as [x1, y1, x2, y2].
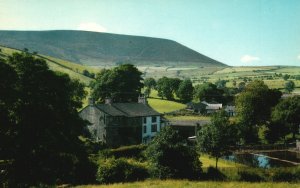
[0, 45, 96, 85]
[0, 30, 226, 67]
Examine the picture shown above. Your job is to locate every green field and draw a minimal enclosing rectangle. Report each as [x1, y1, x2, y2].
[0, 45, 97, 85]
[141, 65, 300, 90]
[165, 115, 210, 121]
[148, 98, 186, 113]
[76, 180, 300, 188]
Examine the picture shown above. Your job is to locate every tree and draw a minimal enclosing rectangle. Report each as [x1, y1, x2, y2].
[283, 74, 290, 80]
[237, 81, 246, 92]
[83, 69, 95, 79]
[145, 126, 202, 179]
[284, 80, 295, 93]
[1, 52, 96, 186]
[193, 83, 224, 103]
[177, 79, 194, 102]
[215, 79, 227, 89]
[144, 78, 156, 97]
[235, 80, 282, 144]
[156, 77, 174, 100]
[268, 96, 300, 141]
[0, 59, 17, 160]
[197, 110, 237, 169]
[91, 64, 143, 103]
[144, 77, 156, 89]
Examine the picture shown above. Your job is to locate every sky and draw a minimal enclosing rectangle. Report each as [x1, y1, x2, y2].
[0, 0, 300, 66]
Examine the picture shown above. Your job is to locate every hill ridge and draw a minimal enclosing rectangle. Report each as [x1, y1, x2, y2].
[0, 30, 226, 67]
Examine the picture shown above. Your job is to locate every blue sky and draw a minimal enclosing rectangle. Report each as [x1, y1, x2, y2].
[0, 0, 300, 66]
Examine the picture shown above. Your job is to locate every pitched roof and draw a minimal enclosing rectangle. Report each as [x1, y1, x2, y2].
[201, 101, 222, 110]
[95, 103, 160, 117]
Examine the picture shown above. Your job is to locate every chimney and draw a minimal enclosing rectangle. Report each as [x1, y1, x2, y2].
[88, 97, 94, 105]
[138, 95, 147, 104]
[105, 97, 112, 105]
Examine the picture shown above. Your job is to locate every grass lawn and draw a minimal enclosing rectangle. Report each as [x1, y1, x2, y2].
[76, 180, 300, 188]
[147, 98, 186, 113]
[165, 115, 210, 121]
[200, 154, 245, 168]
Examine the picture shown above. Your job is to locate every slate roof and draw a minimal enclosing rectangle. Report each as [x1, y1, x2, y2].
[201, 101, 222, 110]
[95, 103, 160, 117]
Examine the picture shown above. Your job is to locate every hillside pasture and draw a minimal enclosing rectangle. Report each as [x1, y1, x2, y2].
[147, 98, 186, 113]
[0, 45, 94, 85]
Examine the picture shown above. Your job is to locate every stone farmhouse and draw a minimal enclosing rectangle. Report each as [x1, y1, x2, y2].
[79, 97, 162, 147]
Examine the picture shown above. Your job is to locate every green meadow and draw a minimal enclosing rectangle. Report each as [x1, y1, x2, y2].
[76, 180, 300, 188]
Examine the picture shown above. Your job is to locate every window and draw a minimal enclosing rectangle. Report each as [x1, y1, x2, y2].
[152, 116, 157, 123]
[143, 125, 147, 134]
[151, 124, 157, 132]
[143, 117, 147, 124]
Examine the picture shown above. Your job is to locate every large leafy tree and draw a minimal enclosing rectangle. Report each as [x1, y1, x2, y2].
[268, 96, 300, 141]
[156, 77, 178, 100]
[91, 64, 143, 103]
[0, 59, 17, 160]
[235, 80, 281, 144]
[143, 77, 156, 97]
[177, 79, 194, 102]
[284, 80, 295, 93]
[193, 82, 224, 103]
[197, 110, 237, 169]
[145, 126, 202, 179]
[1, 52, 95, 186]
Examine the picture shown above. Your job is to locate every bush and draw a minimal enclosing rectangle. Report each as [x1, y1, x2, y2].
[96, 158, 148, 184]
[145, 126, 202, 179]
[272, 168, 300, 182]
[204, 167, 226, 181]
[110, 145, 147, 159]
[238, 169, 265, 182]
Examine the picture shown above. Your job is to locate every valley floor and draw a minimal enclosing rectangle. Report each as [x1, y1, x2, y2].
[76, 180, 300, 188]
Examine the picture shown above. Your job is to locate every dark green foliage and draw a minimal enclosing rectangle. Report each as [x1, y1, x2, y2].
[91, 64, 143, 103]
[197, 110, 237, 169]
[269, 96, 300, 141]
[284, 80, 295, 93]
[215, 79, 227, 89]
[238, 169, 265, 182]
[110, 145, 147, 159]
[177, 79, 194, 102]
[145, 126, 202, 179]
[235, 80, 281, 144]
[83, 69, 95, 78]
[0, 52, 96, 186]
[156, 77, 180, 100]
[144, 77, 156, 89]
[96, 158, 148, 184]
[204, 167, 226, 181]
[144, 77, 156, 97]
[283, 74, 290, 80]
[272, 168, 300, 182]
[194, 82, 224, 103]
[237, 81, 246, 92]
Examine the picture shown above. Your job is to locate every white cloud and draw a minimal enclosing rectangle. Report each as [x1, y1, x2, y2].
[297, 55, 300, 60]
[77, 22, 107, 33]
[240, 55, 261, 63]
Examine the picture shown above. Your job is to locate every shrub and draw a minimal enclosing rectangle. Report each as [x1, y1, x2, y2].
[272, 168, 300, 182]
[96, 158, 148, 184]
[110, 145, 147, 159]
[204, 167, 226, 181]
[145, 126, 202, 179]
[238, 169, 265, 182]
